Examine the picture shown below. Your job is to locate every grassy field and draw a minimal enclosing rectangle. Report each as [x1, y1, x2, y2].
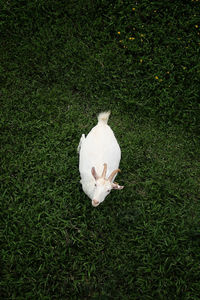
[1, 1, 200, 299]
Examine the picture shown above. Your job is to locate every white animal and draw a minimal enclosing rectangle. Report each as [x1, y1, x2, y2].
[78, 111, 124, 207]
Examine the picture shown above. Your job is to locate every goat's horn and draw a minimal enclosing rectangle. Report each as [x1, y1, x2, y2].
[91, 167, 99, 180]
[108, 169, 121, 182]
[101, 163, 107, 178]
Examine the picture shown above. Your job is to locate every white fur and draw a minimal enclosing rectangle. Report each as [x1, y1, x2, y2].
[78, 111, 123, 206]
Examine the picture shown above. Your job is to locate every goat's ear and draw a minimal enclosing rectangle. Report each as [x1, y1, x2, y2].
[112, 182, 124, 190]
[91, 167, 98, 180]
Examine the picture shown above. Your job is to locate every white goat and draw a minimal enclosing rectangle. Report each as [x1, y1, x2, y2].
[78, 111, 124, 207]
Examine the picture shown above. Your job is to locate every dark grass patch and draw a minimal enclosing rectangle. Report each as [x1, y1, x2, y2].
[1, 0, 200, 130]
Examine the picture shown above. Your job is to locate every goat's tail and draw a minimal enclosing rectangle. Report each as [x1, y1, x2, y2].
[97, 111, 111, 125]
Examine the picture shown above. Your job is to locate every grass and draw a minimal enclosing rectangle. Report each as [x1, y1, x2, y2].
[1, 1, 200, 299]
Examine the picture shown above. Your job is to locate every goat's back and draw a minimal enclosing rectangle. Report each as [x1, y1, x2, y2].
[79, 123, 121, 177]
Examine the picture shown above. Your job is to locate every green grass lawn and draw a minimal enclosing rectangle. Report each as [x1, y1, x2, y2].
[1, 1, 200, 299]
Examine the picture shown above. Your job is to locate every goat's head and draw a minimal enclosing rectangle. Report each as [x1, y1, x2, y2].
[91, 163, 124, 207]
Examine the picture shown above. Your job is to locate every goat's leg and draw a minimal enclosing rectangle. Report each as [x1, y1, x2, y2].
[77, 134, 85, 153]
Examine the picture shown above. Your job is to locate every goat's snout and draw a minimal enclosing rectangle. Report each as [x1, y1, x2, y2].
[92, 199, 99, 207]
